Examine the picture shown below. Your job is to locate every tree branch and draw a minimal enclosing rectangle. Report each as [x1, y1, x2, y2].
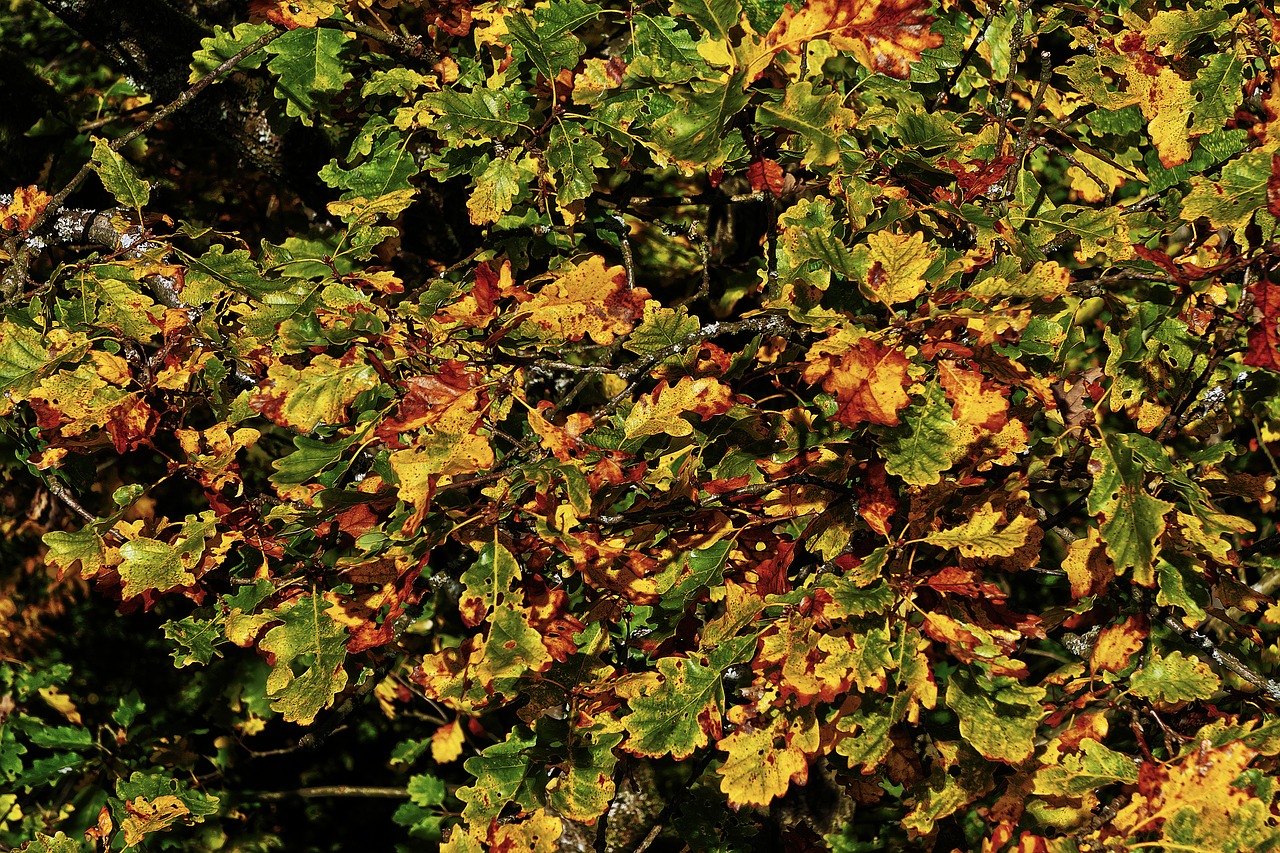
[27, 27, 284, 238]
[254, 786, 410, 801]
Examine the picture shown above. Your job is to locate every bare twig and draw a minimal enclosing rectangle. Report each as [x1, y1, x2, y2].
[993, 0, 1031, 158]
[26, 27, 283, 238]
[44, 479, 97, 525]
[254, 786, 410, 801]
[318, 18, 436, 60]
[1158, 611, 1280, 703]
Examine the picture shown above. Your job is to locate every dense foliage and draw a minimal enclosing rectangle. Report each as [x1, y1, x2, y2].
[4, 0, 1280, 849]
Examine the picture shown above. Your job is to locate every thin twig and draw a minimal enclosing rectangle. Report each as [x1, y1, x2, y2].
[27, 28, 284, 238]
[43, 479, 97, 525]
[935, 5, 998, 109]
[1002, 51, 1055, 198]
[254, 786, 410, 801]
[993, 0, 1030, 159]
[1158, 611, 1280, 703]
[317, 18, 436, 60]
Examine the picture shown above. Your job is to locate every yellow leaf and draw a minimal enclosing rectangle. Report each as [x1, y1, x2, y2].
[858, 230, 935, 305]
[490, 810, 563, 853]
[120, 795, 190, 846]
[623, 376, 734, 439]
[431, 719, 466, 764]
[922, 503, 1035, 558]
[518, 256, 649, 345]
[1127, 65, 1194, 168]
[717, 706, 820, 807]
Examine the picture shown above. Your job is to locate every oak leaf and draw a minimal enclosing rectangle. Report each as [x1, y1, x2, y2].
[518, 256, 649, 345]
[623, 376, 734, 439]
[0, 185, 53, 230]
[802, 336, 911, 427]
[763, 0, 944, 80]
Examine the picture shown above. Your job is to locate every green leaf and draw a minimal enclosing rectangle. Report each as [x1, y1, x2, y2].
[945, 669, 1045, 764]
[413, 88, 531, 139]
[1031, 738, 1139, 797]
[834, 699, 894, 770]
[183, 246, 285, 303]
[543, 721, 623, 822]
[90, 138, 150, 210]
[881, 382, 960, 487]
[629, 15, 706, 83]
[0, 318, 50, 403]
[264, 27, 353, 125]
[466, 156, 528, 225]
[756, 82, 854, 167]
[1190, 52, 1245, 135]
[457, 729, 539, 827]
[901, 741, 995, 836]
[258, 594, 350, 724]
[621, 656, 724, 759]
[16, 832, 84, 853]
[319, 118, 422, 215]
[828, 578, 895, 618]
[42, 528, 109, 579]
[1088, 434, 1174, 583]
[189, 22, 272, 82]
[923, 504, 1035, 558]
[21, 721, 92, 750]
[475, 605, 553, 697]
[270, 432, 360, 488]
[673, 0, 742, 42]
[112, 691, 145, 728]
[546, 121, 607, 205]
[164, 615, 226, 667]
[407, 773, 446, 807]
[118, 537, 196, 598]
[459, 540, 521, 627]
[506, 1, 600, 79]
[624, 302, 700, 355]
[656, 539, 733, 609]
[1142, 8, 1228, 58]
[650, 73, 750, 171]
[739, 0, 787, 31]
[1129, 650, 1220, 705]
[1179, 150, 1271, 237]
[775, 196, 857, 291]
[78, 265, 162, 339]
[254, 354, 381, 431]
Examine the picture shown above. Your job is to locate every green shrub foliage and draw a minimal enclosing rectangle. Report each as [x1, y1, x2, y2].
[3, 0, 1280, 849]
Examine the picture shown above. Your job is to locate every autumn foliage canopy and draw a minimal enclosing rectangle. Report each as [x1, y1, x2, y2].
[4, 0, 1280, 849]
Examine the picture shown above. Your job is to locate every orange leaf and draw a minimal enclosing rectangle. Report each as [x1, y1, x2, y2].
[0, 185, 53, 230]
[939, 360, 1009, 431]
[519, 256, 649, 345]
[855, 461, 898, 536]
[527, 403, 592, 461]
[1089, 615, 1148, 674]
[803, 337, 911, 427]
[1245, 270, 1280, 371]
[763, 0, 944, 81]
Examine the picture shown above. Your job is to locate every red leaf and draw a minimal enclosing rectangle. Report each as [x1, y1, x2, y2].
[1245, 270, 1280, 371]
[747, 158, 786, 197]
[1269, 154, 1280, 220]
